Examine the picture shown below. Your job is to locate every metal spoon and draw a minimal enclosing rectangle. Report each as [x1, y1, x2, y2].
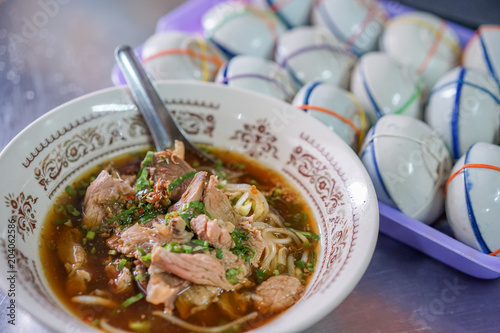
[115, 45, 216, 164]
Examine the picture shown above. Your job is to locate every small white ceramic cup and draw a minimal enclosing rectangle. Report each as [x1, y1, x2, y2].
[360, 114, 451, 224]
[141, 31, 227, 82]
[253, 0, 314, 28]
[312, 0, 387, 56]
[425, 66, 500, 160]
[445, 142, 500, 255]
[275, 26, 356, 89]
[292, 81, 368, 151]
[216, 55, 297, 102]
[380, 12, 461, 91]
[462, 25, 500, 91]
[350, 52, 423, 123]
[202, 1, 287, 59]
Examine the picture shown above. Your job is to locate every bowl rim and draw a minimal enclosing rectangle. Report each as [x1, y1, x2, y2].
[0, 81, 379, 333]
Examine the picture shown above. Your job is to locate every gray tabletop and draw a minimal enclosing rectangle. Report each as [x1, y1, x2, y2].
[1, 1, 500, 332]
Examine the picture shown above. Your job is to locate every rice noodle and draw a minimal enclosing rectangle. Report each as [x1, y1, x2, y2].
[301, 249, 310, 263]
[287, 254, 296, 276]
[278, 247, 288, 266]
[153, 311, 258, 333]
[71, 296, 119, 309]
[263, 228, 300, 245]
[100, 319, 133, 333]
[224, 183, 269, 221]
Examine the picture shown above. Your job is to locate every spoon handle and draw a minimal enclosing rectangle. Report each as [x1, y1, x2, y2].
[115, 45, 215, 165]
[115, 45, 172, 151]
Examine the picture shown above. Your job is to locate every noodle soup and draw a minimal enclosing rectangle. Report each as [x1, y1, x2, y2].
[40, 144, 319, 333]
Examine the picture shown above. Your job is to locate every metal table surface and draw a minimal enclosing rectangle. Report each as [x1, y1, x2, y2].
[1, 1, 499, 332]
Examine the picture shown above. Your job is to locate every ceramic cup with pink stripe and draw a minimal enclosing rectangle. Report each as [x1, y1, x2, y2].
[380, 12, 462, 92]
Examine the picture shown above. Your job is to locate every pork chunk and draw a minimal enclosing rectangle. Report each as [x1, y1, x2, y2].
[203, 176, 238, 231]
[254, 275, 304, 314]
[151, 246, 234, 290]
[146, 265, 190, 312]
[168, 171, 207, 213]
[190, 214, 234, 250]
[150, 150, 194, 202]
[82, 170, 135, 228]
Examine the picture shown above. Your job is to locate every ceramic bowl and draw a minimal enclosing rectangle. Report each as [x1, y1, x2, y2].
[380, 12, 461, 91]
[215, 55, 297, 101]
[0, 82, 378, 333]
[253, 0, 314, 28]
[292, 81, 368, 151]
[445, 142, 500, 255]
[202, 1, 287, 59]
[141, 31, 227, 82]
[462, 25, 500, 91]
[425, 66, 500, 160]
[312, 0, 387, 56]
[275, 26, 356, 88]
[360, 114, 451, 224]
[350, 52, 423, 123]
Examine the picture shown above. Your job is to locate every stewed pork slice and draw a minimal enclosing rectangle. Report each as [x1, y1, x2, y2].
[107, 218, 193, 260]
[203, 175, 238, 231]
[151, 246, 234, 290]
[238, 217, 265, 267]
[104, 262, 133, 294]
[146, 265, 190, 313]
[190, 214, 234, 250]
[150, 149, 195, 202]
[82, 170, 135, 228]
[175, 285, 221, 318]
[253, 275, 305, 314]
[168, 171, 207, 213]
[220, 249, 250, 285]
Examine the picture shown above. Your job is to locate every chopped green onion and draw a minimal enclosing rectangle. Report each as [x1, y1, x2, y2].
[140, 253, 151, 262]
[274, 188, 282, 195]
[215, 248, 224, 259]
[129, 320, 151, 333]
[135, 151, 154, 192]
[90, 318, 100, 326]
[85, 230, 95, 240]
[120, 293, 145, 308]
[90, 247, 96, 255]
[273, 269, 280, 276]
[295, 260, 306, 270]
[255, 269, 269, 284]
[65, 186, 77, 196]
[137, 247, 146, 256]
[108, 250, 117, 255]
[226, 268, 241, 284]
[135, 273, 149, 280]
[106, 207, 138, 223]
[66, 204, 81, 216]
[118, 258, 127, 270]
[53, 219, 67, 226]
[168, 171, 197, 192]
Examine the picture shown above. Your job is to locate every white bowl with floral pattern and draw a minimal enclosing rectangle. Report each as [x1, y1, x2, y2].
[0, 81, 378, 333]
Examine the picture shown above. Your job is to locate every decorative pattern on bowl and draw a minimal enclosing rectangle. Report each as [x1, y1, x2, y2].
[0, 82, 378, 333]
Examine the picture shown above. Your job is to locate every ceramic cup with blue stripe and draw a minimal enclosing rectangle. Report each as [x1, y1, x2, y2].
[359, 115, 451, 224]
[380, 12, 461, 91]
[350, 52, 423, 123]
[202, 1, 287, 59]
[462, 25, 500, 92]
[215, 55, 297, 102]
[275, 26, 356, 89]
[312, 0, 387, 56]
[253, 0, 314, 29]
[425, 66, 500, 160]
[446, 142, 500, 255]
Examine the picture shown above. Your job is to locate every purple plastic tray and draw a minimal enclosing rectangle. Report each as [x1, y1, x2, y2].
[111, 0, 500, 279]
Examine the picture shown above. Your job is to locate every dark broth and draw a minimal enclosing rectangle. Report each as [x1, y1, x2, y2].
[40, 148, 319, 332]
